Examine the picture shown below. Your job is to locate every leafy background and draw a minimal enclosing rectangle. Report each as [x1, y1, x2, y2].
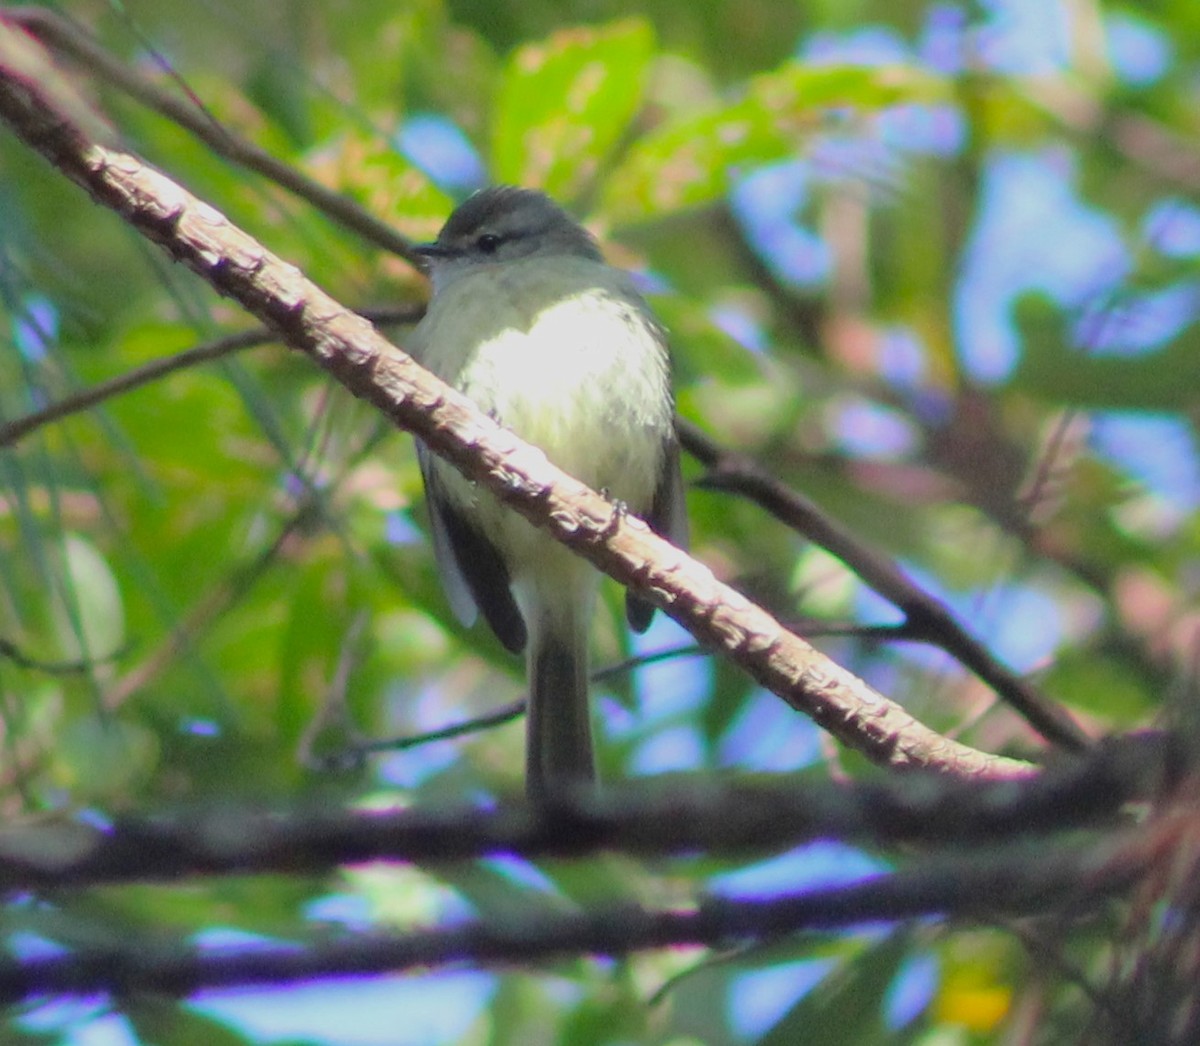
[1, 0, 1198, 1042]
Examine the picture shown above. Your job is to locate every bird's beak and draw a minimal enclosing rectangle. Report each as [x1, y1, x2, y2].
[412, 241, 450, 274]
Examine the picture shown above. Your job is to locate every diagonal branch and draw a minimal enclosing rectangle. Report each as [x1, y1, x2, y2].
[8, 6, 424, 264]
[0, 16, 1091, 755]
[678, 420, 1091, 750]
[0, 305, 423, 448]
[0, 20, 1033, 779]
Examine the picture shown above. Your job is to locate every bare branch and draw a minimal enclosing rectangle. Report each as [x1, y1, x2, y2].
[0, 328, 266, 448]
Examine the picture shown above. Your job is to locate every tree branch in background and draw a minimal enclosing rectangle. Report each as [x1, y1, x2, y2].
[0, 20, 1033, 779]
[0, 327, 266, 448]
[7, 6, 425, 265]
[0, 733, 1162, 1008]
[0, 732, 1169, 891]
[0, 823, 1149, 1003]
[678, 419, 1091, 750]
[0, 305, 422, 449]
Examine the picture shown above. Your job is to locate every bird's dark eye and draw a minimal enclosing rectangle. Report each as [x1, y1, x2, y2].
[476, 233, 501, 254]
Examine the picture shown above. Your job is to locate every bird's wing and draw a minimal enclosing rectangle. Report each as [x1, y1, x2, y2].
[417, 443, 528, 654]
[626, 434, 688, 633]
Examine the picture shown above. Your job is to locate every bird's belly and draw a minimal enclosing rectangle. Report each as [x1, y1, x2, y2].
[451, 290, 669, 510]
[416, 267, 673, 585]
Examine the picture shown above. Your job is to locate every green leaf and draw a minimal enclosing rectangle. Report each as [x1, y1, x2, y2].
[246, 56, 314, 149]
[52, 533, 125, 662]
[492, 19, 656, 200]
[51, 714, 159, 800]
[126, 998, 255, 1046]
[757, 931, 914, 1046]
[1040, 650, 1154, 720]
[603, 63, 947, 223]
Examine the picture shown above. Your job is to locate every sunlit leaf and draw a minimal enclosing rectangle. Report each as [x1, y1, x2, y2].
[492, 19, 656, 200]
[1040, 650, 1155, 720]
[603, 63, 947, 222]
[51, 533, 125, 662]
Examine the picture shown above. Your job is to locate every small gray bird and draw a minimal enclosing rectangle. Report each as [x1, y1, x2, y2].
[410, 186, 688, 802]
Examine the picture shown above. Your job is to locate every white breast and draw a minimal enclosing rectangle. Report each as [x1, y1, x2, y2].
[411, 254, 673, 596]
[414, 255, 671, 511]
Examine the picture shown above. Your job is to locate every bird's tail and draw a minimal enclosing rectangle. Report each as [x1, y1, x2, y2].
[525, 604, 594, 804]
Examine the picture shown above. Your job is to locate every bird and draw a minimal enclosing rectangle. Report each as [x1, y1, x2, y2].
[409, 186, 688, 802]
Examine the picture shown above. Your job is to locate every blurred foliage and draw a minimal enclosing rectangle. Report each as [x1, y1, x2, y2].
[1, 0, 1199, 1042]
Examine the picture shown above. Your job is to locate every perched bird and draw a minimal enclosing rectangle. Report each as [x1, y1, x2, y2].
[410, 186, 688, 801]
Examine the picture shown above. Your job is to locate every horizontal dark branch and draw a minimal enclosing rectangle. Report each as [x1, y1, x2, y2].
[0, 828, 1142, 1002]
[0, 736, 1168, 890]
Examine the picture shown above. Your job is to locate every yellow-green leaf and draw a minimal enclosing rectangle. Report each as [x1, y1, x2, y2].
[492, 19, 656, 201]
[603, 62, 948, 223]
[52, 533, 125, 662]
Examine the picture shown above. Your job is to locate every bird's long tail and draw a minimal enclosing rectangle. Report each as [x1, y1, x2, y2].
[525, 604, 595, 804]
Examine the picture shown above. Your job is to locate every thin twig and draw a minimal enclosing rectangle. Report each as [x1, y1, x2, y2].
[0, 328, 265, 447]
[350, 700, 527, 758]
[8, 7, 425, 265]
[0, 305, 422, 449]
[0, 635, 127, 675]
[358, 621, 920, 757]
